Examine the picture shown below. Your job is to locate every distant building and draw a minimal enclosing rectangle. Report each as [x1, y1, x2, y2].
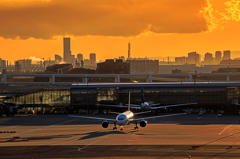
[15, 59, 31, 73]
[90, 53, 96, 65]
[97, 59, 130, 74]
[14, 61, 21, 73]
[55, 54, 62, 62]
[126, 58, 159, 74]
[195, 67, 211, 73]
[186, 52, 200, 65]
[77, 54, 83, 62]
[220, 59, 240, 65]
[215, 51, 222, 64]
[44, 60, 56, 69]
[128, 42, 131, 58]
[68, 68, 96, 74]
[172, 69, 181, 74]
[0, 58, 6, 72]
[203, 52, 214, 65]
[222, 50, 231, 60]
[216, 67, 240, 73]
[175, 57, 186, 65]
[13, 59, 44, 73]
[159, 64, 196, 74]
[63, 37, 73, 63]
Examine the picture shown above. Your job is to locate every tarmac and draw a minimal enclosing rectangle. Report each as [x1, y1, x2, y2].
[1, 113, 240, 158]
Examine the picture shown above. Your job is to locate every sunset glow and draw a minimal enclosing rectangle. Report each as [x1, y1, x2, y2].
[1, 0, 240, 63]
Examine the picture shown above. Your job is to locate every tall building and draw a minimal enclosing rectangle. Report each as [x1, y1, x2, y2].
[215, 51, 222, 64]
[90, 53, 96, 65]
[0, 58, 6, 72]
[186, 52, 200, 65]
[77, 54, 83, 62]
[63, 37, 72, 63]
[175, 57, 186, 65]
[128, 42, 131, 58]
[204, 52, 214, 65]
[222, 50, 231, 60]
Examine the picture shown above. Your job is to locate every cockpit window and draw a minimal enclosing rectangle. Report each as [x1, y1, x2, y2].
[117, 114, 126, 120]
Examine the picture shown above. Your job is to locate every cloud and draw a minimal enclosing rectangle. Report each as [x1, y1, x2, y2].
[0, 0, 210, 39]
[223, 0, 240, 21]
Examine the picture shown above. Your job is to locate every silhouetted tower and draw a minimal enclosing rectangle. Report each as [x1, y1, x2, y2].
[128, 42, 131, 58]
[63, 37, 71, 63]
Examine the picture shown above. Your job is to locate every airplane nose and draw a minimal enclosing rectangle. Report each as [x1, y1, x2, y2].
[117, 120, 127, 126]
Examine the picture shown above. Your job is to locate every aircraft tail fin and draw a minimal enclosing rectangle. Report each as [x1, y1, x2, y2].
[141, 88, 145, 104]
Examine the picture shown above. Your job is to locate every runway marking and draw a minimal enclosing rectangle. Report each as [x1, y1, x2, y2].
[219, 122, 238, 135]
[0, 119, 79, 139]
[78, 136, 108, 151]
[197, 116, 202, 119]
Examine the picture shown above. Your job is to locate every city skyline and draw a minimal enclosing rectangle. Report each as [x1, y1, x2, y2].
[1, 0, 240, 63]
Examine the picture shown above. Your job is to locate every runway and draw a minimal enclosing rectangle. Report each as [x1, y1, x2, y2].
[1, 113, 240, 158]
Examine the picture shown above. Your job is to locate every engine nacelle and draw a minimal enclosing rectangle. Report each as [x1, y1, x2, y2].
[139, 120, 147, 127]
[102, 121, 109, 128]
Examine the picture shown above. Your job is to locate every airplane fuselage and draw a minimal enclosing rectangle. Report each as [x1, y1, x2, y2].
[116, 111, 134, 126]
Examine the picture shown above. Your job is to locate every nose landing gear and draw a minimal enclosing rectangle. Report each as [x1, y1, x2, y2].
[120, 126, 123, 131]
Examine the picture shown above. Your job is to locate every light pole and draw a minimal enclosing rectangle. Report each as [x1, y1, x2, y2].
[193, 74, 197, 109]
[86, 75, 89, 114]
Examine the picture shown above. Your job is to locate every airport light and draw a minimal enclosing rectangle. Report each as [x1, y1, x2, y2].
[193, 74, 197, 109]
[87, 76, 89, 114]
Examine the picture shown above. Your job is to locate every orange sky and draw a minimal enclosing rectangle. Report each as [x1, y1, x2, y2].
[1, 0, 240, 63]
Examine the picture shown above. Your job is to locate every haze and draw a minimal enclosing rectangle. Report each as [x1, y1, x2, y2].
[1, 0, 240, 63]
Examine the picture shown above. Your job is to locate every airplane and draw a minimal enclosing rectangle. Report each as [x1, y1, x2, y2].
[69, 92, 186, 131]
[96, 88, 197, 112]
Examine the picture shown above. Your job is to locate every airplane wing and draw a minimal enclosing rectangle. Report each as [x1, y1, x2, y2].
[150, 103, 197, 110]
[126, 104, 141, 106]
[97, 104, 141, 110]
[149, 103, 160, 106]
[134, 111, 151, 115]
[69, 115, 116, 122]
[130, 113, 185, 122]
[96, 104, 129, 108]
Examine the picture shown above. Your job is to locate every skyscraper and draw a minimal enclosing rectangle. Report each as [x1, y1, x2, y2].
[63, 37, 72, 63]
[186, 52, 200, 65]
[90, 53, 96, 65]
[77, 54, 83, 62]
[128, 42, 131, 58]
[222, 50, 231, 60]
[215, 51, 222, 64]
[204, 52, 213, 65]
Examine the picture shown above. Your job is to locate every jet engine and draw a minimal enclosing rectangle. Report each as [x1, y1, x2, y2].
[139, 120, 147, 127]
[102, 121, 109, 128]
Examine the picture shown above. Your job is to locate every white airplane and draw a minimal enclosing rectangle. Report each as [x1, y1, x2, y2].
[70, 93, 185, 131]
[97, 88, 197, 111]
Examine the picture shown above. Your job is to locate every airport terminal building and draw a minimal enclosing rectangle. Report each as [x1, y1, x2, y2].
[2, 82, 240, 114]
[71, 82, 240, 114]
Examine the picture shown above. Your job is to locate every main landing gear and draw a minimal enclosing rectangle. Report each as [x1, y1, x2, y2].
[134, 122, 138, 130]
[113, 123, 117, 130]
